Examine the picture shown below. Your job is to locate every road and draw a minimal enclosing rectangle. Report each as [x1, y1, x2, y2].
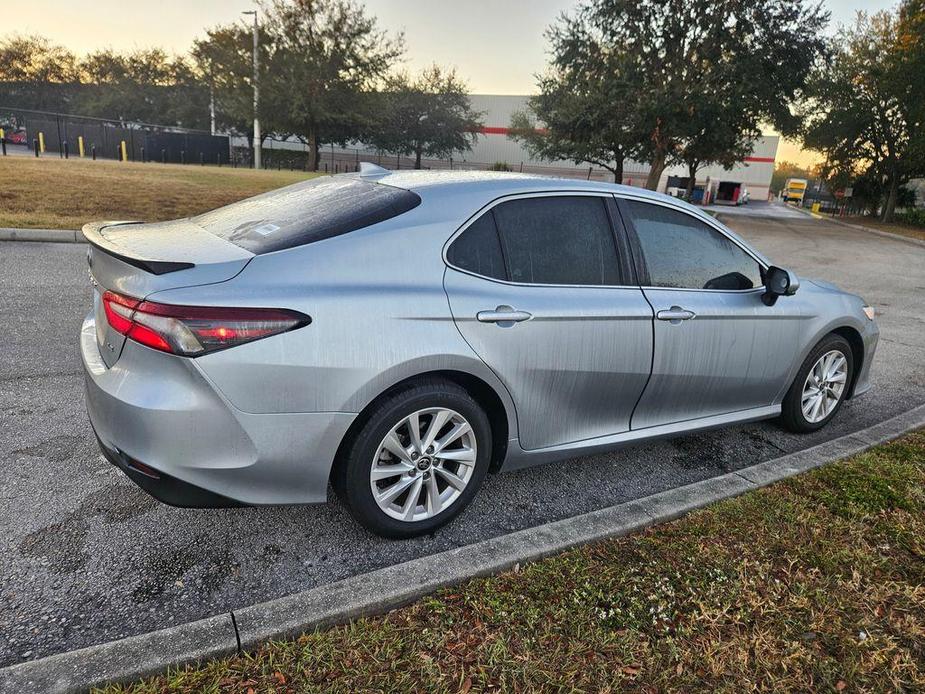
[1, 212, 923, 667]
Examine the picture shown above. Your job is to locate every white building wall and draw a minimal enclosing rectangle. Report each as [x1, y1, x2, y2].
[464, 94, 778, 197]
[238, 93, 779, 194]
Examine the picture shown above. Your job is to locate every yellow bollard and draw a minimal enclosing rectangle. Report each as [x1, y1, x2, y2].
[811, 202, 821, 214]
[78, 135, 85, 158]
[120, 140, 128, 162]
[38, 132, 46, 153]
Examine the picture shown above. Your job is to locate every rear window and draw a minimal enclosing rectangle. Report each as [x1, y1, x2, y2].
[192, 176, 421, 254]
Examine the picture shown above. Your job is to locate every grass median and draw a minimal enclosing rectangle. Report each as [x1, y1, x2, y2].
[0, 157, 318, 230]
[839, 217, 925, 243]
[99, 431, 925, 693]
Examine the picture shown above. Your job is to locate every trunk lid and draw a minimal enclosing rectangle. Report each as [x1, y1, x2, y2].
[84, 219, 254, 367]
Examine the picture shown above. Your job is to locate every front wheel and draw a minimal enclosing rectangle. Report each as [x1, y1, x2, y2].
[780, 334, 854, 433]
[336, 380, 491, 539]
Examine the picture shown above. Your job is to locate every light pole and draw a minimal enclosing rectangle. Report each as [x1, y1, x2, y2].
[242, 9, 260, 170]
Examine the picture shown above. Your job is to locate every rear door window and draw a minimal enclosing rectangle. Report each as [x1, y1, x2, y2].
[446, 213, 507, 280]
[193, 176, 421, 254]
[493, 196, 622, 285]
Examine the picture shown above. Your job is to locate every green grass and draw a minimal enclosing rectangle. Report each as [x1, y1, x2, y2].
[841, 216, 925, 242]
[100, 432, 925, 693]
[0, 157, 319, 230]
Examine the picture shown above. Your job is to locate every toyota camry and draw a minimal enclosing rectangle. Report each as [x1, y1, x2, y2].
[81, 165, 879, 538]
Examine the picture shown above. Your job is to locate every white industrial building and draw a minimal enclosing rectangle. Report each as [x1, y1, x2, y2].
[256, 93, 779, 201]
[460, 95, 779, 201]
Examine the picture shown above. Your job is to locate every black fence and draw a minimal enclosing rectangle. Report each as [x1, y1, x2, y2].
[2, 105, 635, 183]
[1, 107, 230, 164]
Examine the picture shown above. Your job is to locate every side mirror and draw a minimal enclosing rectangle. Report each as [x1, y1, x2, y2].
[762, 266, 799, 306]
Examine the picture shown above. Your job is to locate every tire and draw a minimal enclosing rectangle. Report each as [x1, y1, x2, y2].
[335, 379, 492, 539]
[780, 333, 854, 433]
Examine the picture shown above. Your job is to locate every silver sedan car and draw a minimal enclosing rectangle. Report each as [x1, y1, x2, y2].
[80, 166, 879, 538]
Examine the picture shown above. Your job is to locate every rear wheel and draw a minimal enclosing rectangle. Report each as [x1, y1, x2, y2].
[780, 334, 853, 433]
[336, 380, 491, 538]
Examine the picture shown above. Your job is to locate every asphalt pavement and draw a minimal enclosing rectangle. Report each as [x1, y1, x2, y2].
[1, 211, 923, 667]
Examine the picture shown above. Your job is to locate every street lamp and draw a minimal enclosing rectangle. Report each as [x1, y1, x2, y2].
[242, 9, 260, 170]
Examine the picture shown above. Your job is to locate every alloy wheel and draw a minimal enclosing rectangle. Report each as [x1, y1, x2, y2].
[801, 349, 848, 424]
[369, 407, 477, 522]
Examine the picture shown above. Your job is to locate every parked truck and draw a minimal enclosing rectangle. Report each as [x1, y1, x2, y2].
[783, 178, 808, 205]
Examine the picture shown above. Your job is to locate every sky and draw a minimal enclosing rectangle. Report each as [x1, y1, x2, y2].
[12, 0, 901, 166]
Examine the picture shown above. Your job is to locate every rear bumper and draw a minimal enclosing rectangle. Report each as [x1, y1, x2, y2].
[81, 314, 356, 506]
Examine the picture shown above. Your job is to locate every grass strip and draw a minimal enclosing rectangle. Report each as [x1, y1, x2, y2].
[100, 432, 925, 693]
[0, 158, 317, 230]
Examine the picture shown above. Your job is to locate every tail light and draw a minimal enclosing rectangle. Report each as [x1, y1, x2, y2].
[102, 290, 310, 356]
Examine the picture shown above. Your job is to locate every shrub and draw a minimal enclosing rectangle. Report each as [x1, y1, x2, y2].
[488, 161, 512, 171]
[895, 207, 925, 228]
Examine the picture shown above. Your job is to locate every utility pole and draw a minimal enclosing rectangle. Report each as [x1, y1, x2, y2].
[209, 85, 216, 136]
[243, 9, 261, 170]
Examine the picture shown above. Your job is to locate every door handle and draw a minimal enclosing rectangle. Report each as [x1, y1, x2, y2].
[656, 306, 696, 322]
[477, 305, 532, 324]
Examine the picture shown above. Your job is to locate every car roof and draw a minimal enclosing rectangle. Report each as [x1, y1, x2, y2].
[368, 168, 639, 197]
[357, 168, 771, 267]
[364, 168, 716, 223]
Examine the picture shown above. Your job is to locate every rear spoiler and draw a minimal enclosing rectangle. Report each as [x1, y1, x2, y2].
[82, 221, 195, 275]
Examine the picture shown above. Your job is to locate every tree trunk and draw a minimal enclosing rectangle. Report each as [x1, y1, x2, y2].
[685, 161, 698, 199]
[414, 146, 423, 170]
[645, 149, 667, 191]
[612, 156, 624, 184]
[880, 172, 899, 222]
[307, 131, 319, 172]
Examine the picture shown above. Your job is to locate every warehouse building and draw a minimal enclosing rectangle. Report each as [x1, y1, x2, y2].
[462, 94, 779, 202]
[241, 93, 779, 201]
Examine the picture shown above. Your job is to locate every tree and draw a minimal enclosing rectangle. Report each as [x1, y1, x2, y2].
[193, 24, 275, 139]
[673, 85, 759, 198]
[804, 3, 925, 221]
[368, 65, 482, 169]
[193, 0, 403, 168]
[0, 34, 80, 110]
[508, 17, 645, 183]
[267, 0, 403, 170]
[519, 0, 828, 190]
[77, 48, 209, 127]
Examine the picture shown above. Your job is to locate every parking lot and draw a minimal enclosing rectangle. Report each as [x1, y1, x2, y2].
[1, 211, 923, 667]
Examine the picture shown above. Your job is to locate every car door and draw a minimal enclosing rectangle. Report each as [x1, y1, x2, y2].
[617, 197, 803, 430]
[443, 193, 653, 451]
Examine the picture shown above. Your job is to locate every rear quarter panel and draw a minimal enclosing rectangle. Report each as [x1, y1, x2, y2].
[146, 200, 519, 436]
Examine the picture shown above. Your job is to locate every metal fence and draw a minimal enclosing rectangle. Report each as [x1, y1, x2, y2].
[0, 107, 230, 164]
[1, 105, 638, 183]
[236, 137, 638, 183]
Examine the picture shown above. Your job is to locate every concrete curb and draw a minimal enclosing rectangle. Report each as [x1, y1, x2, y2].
[0, 228, 83, 243]
[3, 404, 923, 693]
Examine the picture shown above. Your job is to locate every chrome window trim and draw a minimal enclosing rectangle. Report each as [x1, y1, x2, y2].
[615, 193, 771, 294]
[442, 190, 640, 290]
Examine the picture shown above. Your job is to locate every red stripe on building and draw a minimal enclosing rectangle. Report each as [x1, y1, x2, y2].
[474, 125, 547, 135]
[477, 126, 511, 135]
[475, 126, 776, 164]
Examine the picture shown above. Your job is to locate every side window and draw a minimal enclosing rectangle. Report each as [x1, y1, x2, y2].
[625, 200, 763, 290]
[446, 213, 506, 280]
[492, 196, 621, 285]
